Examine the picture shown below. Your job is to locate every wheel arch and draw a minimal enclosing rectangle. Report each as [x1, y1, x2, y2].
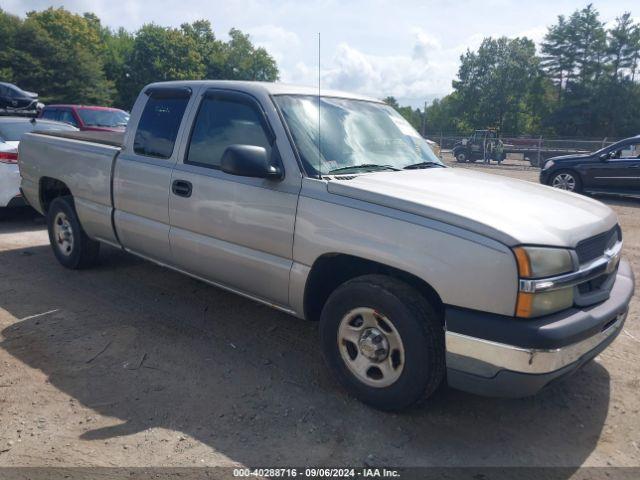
[39, 177, 72, 213]
[302, 253, 444, 324]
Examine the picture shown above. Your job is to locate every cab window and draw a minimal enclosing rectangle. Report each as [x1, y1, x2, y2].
[134, 94, 189, 159]
[59, 110, 77, 127]
[41, 108, 60, 122]
[186, 95, 271, 169]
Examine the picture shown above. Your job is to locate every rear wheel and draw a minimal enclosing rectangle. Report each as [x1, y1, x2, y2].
[319, 275, 445, 411]
[550, 170, 582, 193]
[47, 196, 100, 269]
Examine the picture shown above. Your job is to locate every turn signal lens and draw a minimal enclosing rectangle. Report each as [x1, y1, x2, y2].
[513, 247, 532, 278]
[516, 288, 574, 318]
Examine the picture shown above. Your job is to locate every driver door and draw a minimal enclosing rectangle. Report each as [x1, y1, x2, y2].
[590, 141, 640, 192]
[168, 89, 300, 307]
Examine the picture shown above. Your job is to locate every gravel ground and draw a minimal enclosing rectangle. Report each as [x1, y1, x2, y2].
[0, 162, 638, 469]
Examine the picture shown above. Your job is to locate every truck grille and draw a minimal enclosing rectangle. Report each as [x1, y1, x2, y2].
[573, 224, 621, 307]
[575, 225, 621, 264]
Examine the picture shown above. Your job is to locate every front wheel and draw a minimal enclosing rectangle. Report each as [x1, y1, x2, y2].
[319, 275, 445, 411]
[550, 170, 582, 193]
[47, 196, 100, 269]
[455, 151, 467, 163]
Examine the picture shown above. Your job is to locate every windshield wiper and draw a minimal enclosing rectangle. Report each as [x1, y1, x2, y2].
[403, 161, 445, 170]
[328, 164, 400, 174]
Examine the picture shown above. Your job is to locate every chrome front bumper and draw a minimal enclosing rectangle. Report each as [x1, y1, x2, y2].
[446, 258, 634, 397]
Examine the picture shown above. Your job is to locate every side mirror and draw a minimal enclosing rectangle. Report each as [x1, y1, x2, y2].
[599, 153, 609, 161]
[220, 145, 282, 179]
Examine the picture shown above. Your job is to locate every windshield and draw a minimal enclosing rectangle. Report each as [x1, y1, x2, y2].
[0, 121, 76, 142]
[77, 108, 129, 127]
[274, 95, 443, 176]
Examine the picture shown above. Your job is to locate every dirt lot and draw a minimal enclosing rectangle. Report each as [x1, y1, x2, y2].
[0, 163, 638, 470]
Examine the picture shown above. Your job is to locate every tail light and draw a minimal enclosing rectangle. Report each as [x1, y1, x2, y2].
[0, 151, 18, 164]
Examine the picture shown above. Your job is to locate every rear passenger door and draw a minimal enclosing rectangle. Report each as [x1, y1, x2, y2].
[113, 86, 192, 263]
[168, 89, 300, 307]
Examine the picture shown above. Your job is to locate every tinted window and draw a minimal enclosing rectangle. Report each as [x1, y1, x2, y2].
[59, 110, 77, 126]
[6, 86, 21, 98]
[614, 143, 640, 159]
[41, 109, 60, 121]
[0, 120, 76, 141]
[134, 96, 189, 158]
[187, 96, 271, 169]
[77, 108, 129, 128]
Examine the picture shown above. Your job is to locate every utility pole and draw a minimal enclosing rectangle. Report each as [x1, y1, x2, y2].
[421, 101, 427, 137]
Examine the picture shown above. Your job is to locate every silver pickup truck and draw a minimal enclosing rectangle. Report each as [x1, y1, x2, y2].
[18, 81, 635, 410]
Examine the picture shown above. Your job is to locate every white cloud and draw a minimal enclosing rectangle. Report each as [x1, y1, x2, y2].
[286, 28, 454, 106]
[6, 0, 640, 108]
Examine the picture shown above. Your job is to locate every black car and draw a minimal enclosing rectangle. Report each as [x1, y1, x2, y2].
[0, 82, 41, 114]
[540, 135, 640, 196]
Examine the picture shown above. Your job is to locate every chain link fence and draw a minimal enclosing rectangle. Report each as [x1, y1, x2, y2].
[426, 132, 624, 167]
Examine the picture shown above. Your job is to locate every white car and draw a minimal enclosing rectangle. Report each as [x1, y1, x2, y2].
[0, 117, 77, 208]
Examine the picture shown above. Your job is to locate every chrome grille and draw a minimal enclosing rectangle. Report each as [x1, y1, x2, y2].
[576, 225, 621, 264]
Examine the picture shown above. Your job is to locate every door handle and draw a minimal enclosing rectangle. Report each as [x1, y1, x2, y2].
[172, 179, 192, 198]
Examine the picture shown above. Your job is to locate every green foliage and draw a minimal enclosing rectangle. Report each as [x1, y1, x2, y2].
[0, 7, 279, 109]
[383, 96, 425, 131]
[0, 7, 114, 104]
[453, 37, 542, 133]
[421, 3, 640, 138]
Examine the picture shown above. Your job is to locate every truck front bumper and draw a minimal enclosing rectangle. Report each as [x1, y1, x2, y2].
[445, 258, 635, 397]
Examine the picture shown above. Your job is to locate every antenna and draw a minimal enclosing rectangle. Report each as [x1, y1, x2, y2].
[318, 32, 321, 178]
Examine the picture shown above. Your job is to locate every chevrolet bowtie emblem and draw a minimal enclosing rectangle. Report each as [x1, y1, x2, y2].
[604, 247, 621, 274]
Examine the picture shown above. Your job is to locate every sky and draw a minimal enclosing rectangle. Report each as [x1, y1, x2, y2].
[3, 0, 640, 107]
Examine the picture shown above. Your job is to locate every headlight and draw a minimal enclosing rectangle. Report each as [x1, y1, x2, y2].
[543, 160, 554, 170]
[513, 246, 573, 278]
[513, 246, 575, 318]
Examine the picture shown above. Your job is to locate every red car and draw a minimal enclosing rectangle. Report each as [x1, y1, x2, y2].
[39, 105, 129, 132]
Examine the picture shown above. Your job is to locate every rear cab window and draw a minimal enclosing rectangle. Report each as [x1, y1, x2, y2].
[133, 88, 191, 159]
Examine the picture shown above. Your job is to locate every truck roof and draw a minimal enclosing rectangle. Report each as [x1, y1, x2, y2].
[144, 80, 383, 103]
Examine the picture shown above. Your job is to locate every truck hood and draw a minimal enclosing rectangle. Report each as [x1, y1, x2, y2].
[326, 168, 617, 247]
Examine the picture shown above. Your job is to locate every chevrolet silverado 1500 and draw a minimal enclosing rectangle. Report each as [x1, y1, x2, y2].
[18, 81, 635, 410]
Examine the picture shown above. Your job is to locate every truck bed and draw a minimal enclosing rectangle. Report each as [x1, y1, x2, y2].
[19, 129, 122, 246]
[34, 129, 124, 148]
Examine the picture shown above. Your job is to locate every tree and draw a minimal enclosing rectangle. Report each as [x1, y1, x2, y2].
[424, 94, 464, 134]
[382, 96, 425, 131]
[540, 4, 640, 136]
[211, 28, 279, 81]
[121, 24, 205, 107]
[452, 37, 541, 133]
[607, 12, 636, 80]
[541, 15, 577, 99]
[0, 7, 280, 110]
[0, 7, 114, 104]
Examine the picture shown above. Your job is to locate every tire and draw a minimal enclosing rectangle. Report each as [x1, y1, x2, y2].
[454, 151, 467, 163]
[319, 274, 445, 411]
[47, 196, 100, 269]
[549, 170, 582, 193]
